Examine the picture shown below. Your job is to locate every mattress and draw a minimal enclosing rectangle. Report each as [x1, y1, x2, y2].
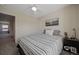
[18, 33, 63, 55]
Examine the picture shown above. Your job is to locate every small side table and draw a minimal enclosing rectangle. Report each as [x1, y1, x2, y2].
[63, 38, 79, 55]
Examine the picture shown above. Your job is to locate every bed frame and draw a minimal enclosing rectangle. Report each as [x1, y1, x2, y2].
[17, 44, 25, 55]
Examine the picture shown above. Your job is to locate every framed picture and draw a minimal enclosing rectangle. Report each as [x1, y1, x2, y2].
[45, 18, 59, 26]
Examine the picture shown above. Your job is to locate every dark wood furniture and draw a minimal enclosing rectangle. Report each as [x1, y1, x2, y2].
[63, 39, 79, 55]
[17, 44, 25, 55]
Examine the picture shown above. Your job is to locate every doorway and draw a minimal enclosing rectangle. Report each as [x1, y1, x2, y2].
[0, 13, 15, 44]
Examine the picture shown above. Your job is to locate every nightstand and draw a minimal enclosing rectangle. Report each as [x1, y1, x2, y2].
[63, 39, 79, 55]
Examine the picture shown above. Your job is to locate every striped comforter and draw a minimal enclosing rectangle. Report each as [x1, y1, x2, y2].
[18, 33, 63, 55]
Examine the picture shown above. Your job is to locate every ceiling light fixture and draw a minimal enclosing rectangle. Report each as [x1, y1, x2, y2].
[32, 6, 37, 11]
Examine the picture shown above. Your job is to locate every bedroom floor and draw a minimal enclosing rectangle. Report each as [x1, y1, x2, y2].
[0, 40, 75, 55]
[0, 39, 18, 55]
[60, 50, 74, 55]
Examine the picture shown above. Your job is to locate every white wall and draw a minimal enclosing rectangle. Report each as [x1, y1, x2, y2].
[0, 6, 41, 42]
[77, 5, 79, 39]
[40, 5, 79, 38]
[0, 4, 79, 42]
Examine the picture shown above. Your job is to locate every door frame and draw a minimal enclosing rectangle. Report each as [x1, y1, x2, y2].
[0, 13, 15, 42]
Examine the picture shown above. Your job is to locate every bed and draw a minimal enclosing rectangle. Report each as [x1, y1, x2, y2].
[17, 33, 63, 55]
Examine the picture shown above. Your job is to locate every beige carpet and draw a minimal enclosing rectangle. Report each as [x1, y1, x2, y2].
[0, 40, 18, 55]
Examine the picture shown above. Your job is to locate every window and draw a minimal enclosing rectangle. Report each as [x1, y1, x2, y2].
[0, 21, 9, 34]
[2, 24, 9, 31]
[2, 24, 8, 28]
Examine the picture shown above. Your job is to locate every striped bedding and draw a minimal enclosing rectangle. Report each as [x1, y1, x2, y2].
[18, 33, 63, 55]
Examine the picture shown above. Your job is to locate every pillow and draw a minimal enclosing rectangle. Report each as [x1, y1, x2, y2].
[45, 29, 53, 35]
[53, 30, 60, 36]
[43, 29, 46, 34]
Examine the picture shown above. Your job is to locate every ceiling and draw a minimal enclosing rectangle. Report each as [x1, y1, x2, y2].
[0, 4, 69, 18]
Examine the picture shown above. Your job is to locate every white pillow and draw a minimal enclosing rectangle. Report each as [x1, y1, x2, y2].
[45, 29, 53, 36]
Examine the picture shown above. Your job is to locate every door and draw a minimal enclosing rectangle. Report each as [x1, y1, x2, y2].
[0, 13, 15, 44]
